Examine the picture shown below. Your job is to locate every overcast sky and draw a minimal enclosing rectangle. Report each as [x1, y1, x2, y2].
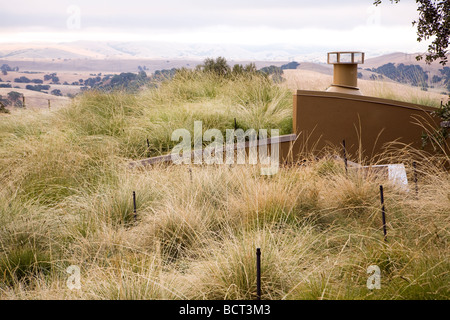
[0, 0, 429, 53]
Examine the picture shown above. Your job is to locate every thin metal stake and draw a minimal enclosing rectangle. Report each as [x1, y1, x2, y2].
[147, 138, 150, 157]
[379, 185, 387, 242]
[412, 161, 418, 198]
[256, 248, 261, 300]
[342, 140, 348, 175]
[133, 191, 137, 221]
[234, 118, 237, 131]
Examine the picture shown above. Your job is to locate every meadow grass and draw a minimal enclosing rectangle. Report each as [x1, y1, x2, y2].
[0, 70, 448, 299]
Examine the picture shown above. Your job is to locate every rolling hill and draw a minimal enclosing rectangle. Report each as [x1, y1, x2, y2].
[0, 88, 69, 109]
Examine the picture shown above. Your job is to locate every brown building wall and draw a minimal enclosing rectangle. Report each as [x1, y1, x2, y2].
[292, 90, 443, 160]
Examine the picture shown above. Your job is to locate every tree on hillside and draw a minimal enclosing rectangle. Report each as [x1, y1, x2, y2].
[26, 85, 50, 92]
[0, 100, 10, 113]
[281, 61, 300, 70]
[7, 91, 23, 107]
[374, 0, 449, 65]
[244, 63, 257, 73]
[232, 64, 244, 74]
[51, 89, 63, 96]
[14, 76, 31, 83]
[201, 57, 231, 76]
[259, 65, 283, 76]
[1, 64, 12, 72]
[8, 91, 22, 102]
[44, 73, 59, 82]
[0, 94, 11, 113]
[432, 75, 442, 83]
[152, 68, 177, 81]
[373, 62, 429, 87]
[232, 63, 257, 75]
[197, 58, 259, 78]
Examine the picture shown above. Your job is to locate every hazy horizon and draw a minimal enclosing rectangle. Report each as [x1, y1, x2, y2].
[0, 1, 433, 61]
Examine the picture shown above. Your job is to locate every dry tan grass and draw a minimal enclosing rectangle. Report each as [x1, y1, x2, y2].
[0, 71, 448, 300]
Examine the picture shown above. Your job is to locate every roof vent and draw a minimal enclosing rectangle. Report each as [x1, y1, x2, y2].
[326, 51, 364, 95]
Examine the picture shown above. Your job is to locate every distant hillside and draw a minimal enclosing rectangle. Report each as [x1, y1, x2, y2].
[0, 41, 312, 61]
[364, 62, 450, 93]
[371, 63, 429, 87]
[363, 53, 450, 93]
[2, 48, 87, 60]
[1, 45, 449, 94]
[364, 52, 449, 71]
[297, 62, 332, 75]
[0, 88, 69, 109]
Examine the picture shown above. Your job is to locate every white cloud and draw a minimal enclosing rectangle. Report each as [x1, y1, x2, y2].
[0, 0, 428, 54]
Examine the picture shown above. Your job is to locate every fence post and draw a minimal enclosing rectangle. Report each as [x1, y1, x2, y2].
[379, 185, 387, 242]
[133, 191, 137, 221]
[412, 161, 418, 198]
[256, 248, 261, 300]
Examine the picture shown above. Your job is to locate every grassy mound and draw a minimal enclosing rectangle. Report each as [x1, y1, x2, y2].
[0, 70, 448, 299]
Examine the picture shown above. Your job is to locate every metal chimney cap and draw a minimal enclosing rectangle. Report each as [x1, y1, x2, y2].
[327, 52, 365, 65]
